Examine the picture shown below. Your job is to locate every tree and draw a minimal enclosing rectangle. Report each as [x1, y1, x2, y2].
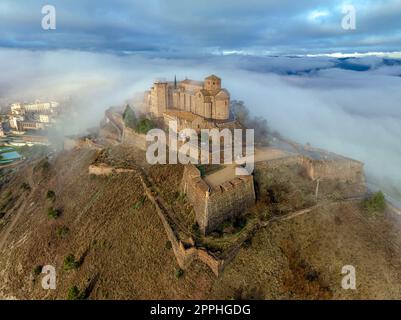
[231, 100, 271, 146]
[47, 207, 61, 219]
[363, 191, 386, 215]
[123, 104, 137, 129]
[47, 190, 56, 201]
[135, 118, 155, 134]
[231, 100, 250, 125]
[67, 286, 84, 300]
[63, 254, 79, 271]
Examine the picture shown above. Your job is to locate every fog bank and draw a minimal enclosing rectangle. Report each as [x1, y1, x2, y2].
[1, 48, 400, 205]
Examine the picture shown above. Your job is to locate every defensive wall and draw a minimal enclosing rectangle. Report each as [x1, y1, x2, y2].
[181, 164, 256, 235]
[256, 154, 364, 183]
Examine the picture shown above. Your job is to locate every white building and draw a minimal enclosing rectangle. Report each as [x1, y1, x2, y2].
[10, 103, 24, 115]
[24, 102, 52, 112]
[38, 114, 50, 123]
[9, 115, 24, 129]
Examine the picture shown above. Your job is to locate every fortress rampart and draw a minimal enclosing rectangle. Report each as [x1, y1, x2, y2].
[302, 157, 364, 182]
[138, 171, 227, 276]
[181, 164, 256, 235]
[88, 164, 135, 175]
[122, 127, 148, 151]
[256, 154, 364, 184]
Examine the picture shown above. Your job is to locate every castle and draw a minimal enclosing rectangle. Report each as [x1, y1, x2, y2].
[91, 75, 367, 275]
[145, 75, 235, 132]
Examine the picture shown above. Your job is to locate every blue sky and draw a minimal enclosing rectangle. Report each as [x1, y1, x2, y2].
[0, 0, 400, 55]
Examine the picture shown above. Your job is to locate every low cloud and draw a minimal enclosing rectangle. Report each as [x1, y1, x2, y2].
[0, 48, 400, 205]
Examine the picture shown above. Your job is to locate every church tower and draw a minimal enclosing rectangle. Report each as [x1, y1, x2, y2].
[204, 74, 221, 93]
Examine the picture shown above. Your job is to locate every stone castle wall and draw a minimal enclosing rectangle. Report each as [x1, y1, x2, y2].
[302, 157, 364, 182]
[206, 176, 255, 234]
[181, 165, 210, 230]
[103, 110, 148, 151]
[122, 127, 148, 151]
[138, 171, 226, 275]
[88, 164, 135, 176]
[257, 154, 364, 184]
[182, 164, 256, 234]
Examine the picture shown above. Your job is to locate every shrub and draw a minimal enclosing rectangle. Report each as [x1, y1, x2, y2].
[47, 190, 56, 201]
[233, 216, 247, 230]
[42, 160, 50, 171]
[133, 196, 146, 210]
[135, 118, 155, 134]
[190, 223, 200, 237]
[33, 265, 42, 276]
[123, 105, 137, 129]
[47, 207, 61, 219]
[21, 182, 31, 191]
[56, 226, 70, 238]
[47, 208, 61, 219]
[197, 165, 206, 177]
[175, 268, 184, 279]
[231, 100, 271, 146]
[165, 241, 172, 250]
[363, 191, 386, 215]
[67, 286, 84, 300]
[63, 254, 79, 271]
[243, 238, 252, 248]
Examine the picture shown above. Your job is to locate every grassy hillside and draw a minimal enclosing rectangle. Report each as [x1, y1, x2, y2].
[0, 146, 400, 299]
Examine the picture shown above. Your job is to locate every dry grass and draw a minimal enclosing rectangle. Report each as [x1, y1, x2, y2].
[1, 146, 401, 300]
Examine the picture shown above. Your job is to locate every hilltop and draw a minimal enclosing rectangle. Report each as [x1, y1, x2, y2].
[0, 142, 401, 299]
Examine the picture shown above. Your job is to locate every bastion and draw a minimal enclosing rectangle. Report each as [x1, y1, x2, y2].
[181, 164, 256, 235]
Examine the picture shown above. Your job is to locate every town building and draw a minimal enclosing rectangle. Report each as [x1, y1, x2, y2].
[7, 101, 58, 134]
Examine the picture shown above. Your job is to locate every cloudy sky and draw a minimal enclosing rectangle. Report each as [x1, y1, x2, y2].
[0, 1, 400, 205]
[0, 0, 401, 55]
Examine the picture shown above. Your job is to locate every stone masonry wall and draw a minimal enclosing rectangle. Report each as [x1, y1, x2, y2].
[181, 165, 210, 231]
[206, 176, 255, 234]
[122, 127, 148, 151]
[88, 164, 135, 176]
[257, 155, 364, 184]
[182, 164, 256, 235]
[302, 157, 364, 182]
